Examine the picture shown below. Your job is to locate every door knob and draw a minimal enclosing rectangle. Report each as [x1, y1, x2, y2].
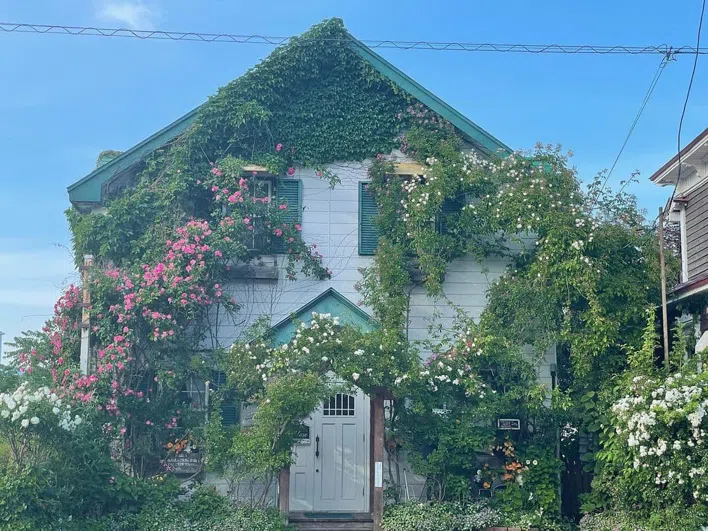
[315, 435, 320, 458]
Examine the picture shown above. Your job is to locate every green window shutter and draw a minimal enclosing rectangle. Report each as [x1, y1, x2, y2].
[359, 182, 379, 256]
[273, 179, 302, 253]
[211, 371, 240, 426]
[220, 404, 240, 426]
[437, 197, 463, 234]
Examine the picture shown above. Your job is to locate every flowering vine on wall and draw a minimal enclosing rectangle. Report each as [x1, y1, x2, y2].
[2, 17, 674, 528]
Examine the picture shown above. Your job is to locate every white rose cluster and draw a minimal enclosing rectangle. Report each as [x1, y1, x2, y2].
[0, 382, 82, 432]
[238, 312, 343, 383]
[611, 372, 708, 501]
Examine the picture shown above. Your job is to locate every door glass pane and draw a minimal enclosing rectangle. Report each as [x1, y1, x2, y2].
[323, 393, 355, 417]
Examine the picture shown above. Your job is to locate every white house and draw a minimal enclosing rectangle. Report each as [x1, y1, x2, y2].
[67, 19, 556, 530]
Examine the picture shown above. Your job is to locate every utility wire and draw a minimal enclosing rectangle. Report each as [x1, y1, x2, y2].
[591, 52, 672, 204]
[1, 21, 708, 55]
[669, 0, 707, 209]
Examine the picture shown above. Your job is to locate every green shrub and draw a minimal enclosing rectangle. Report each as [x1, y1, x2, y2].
[0, 466, 54, 530]
[579, 512, 648, 531]
[382, 501, 573, 531]
[580, 507, 708, 531]
[51, 504, 294, 531]
[182, 486, 231, 521]
[455, 500, 503, 530]
[382, 502, 457, 531]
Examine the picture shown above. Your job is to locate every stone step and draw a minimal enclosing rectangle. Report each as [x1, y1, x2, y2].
[291, 522, 373, 531]
[289, 512, 374, 531]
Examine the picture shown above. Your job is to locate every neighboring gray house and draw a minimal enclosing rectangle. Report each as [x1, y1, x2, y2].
[651, 127, 708, 354]
[67, 22, 556, 530]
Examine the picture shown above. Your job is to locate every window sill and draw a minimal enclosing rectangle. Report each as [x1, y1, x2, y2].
[226, 262, 279, 280]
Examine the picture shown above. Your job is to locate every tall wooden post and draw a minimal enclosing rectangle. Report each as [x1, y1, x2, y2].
[658, 208, 670, 370]
[79, 255, 94, 375]
[371, 393, 385, 531]
[278, 466, 290, 516]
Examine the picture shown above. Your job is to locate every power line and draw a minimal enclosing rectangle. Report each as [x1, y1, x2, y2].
[669, 0, 707, 208]
[592, 52, 672, 203]
[2, 21, 708, 55]
[597, 52, 672, 200]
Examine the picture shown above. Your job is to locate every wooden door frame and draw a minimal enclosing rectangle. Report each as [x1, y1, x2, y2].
[280, 389, 387, 531]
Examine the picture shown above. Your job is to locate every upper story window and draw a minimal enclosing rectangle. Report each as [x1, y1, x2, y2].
[358, 176, 462, 256]
[245, 178, 274, 252]
[273, 178, 302, 253]
[235, 173, 302, 254]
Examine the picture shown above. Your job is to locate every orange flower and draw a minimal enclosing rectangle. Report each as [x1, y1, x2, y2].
[483, 482, 491, 489]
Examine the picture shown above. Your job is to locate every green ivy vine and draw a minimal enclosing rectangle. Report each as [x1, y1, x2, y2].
[57, 16, 676, 518]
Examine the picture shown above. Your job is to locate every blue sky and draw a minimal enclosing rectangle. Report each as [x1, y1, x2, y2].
[0, 0, 705, 347]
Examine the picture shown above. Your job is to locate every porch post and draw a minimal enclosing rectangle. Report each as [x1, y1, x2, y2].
[372, 392, 385, 531]
[278, 466, 290, 516]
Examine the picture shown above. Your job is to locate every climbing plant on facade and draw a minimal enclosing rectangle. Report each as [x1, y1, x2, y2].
[3, 17, 673, 527]
[40, 17, 423, 479]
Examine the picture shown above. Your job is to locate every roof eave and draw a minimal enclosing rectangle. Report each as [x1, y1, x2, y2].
[668, 275, 708, 305]
[268, 288, 372, 333]
[347, 38, 512, 158]
[649, 127, 708, 184]
[68, 32, 513, 205]
[67, 106, 201, 205]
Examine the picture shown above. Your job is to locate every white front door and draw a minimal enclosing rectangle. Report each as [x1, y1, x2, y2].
[289, 389, 369, 513]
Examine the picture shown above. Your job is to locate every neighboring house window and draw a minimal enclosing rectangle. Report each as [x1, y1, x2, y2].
[211, 371, 240, 426]
[273, 179, 302, 253]
[359, 182, 379, 255]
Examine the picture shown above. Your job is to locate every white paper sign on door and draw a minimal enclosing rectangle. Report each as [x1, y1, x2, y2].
[375, 461, 383, 488]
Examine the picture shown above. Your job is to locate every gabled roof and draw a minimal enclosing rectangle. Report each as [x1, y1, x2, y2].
[268, 288, 374, 345]
[68, 21, 512, 206]
[650, 127, 708, 185]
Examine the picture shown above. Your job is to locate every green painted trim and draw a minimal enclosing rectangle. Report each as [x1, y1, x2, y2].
[268, 288, 373, 345]
[347, 39, 512, 157]
[67, 107, 201, 205]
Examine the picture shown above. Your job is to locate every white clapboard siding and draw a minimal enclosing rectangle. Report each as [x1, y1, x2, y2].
[213, 159, 553, 375]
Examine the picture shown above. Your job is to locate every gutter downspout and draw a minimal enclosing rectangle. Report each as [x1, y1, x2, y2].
[680, 205, 689, 283]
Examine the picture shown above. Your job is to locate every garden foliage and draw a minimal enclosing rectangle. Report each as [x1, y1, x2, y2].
[0, 16, 678, 530]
